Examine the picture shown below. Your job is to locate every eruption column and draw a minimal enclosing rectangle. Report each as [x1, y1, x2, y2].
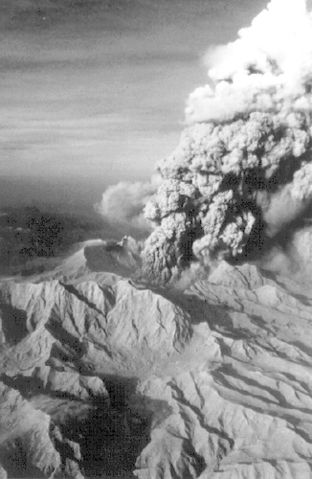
[141, 0, 312, 283]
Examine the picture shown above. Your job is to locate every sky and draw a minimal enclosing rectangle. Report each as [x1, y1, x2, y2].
[0, 0, 266, 209]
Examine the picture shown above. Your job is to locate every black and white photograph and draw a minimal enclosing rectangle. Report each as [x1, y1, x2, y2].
[1, 0, 312, 477]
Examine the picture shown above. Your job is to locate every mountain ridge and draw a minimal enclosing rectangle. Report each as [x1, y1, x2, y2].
[1, 248, 312, 478]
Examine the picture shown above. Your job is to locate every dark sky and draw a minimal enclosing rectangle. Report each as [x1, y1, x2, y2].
[0, 0, 266, 207]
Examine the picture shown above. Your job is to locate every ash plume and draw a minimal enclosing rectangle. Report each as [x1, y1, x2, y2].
[96, 178, 158, 233]
[139, 0, 312, 283]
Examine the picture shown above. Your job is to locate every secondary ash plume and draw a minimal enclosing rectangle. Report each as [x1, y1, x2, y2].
[96, 179, 158, 233]
[140, 0, 312, 283]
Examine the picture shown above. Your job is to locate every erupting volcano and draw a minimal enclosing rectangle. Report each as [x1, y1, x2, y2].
[2, 1, 312, 478]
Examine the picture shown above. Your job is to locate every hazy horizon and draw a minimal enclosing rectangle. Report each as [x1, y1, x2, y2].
[1, 0, 266, 210]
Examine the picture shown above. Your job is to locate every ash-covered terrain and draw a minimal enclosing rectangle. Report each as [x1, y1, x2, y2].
[2, 238, 312, 479]
[3, 0, 312, 478]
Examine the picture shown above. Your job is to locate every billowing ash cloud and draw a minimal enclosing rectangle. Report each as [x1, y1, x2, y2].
[140, 0, 312, 283]
[96, 177, 159, 232]
[187, 0, 312, 123]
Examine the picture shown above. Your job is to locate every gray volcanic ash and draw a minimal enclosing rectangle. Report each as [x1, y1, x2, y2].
[136, 0, 312, 283]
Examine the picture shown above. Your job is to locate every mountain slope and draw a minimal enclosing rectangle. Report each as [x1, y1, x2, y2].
[1, 258, 312, 478]
[135, 263, 312, 478]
